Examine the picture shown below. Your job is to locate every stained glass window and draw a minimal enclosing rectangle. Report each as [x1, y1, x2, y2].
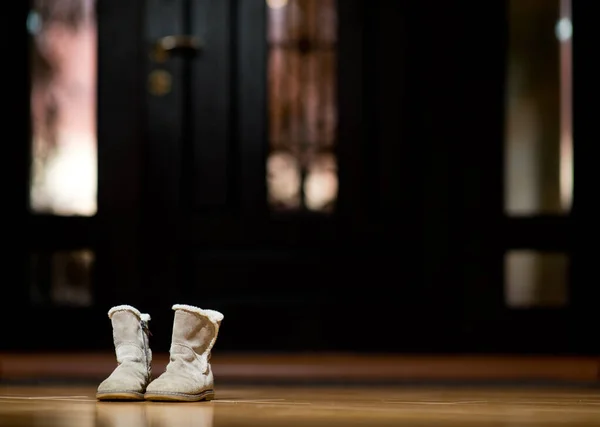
[30, 249, 95, 307]
[504, 0, 572, 215]
[29, 0, 97, 216]
[266, 0, 338, 213]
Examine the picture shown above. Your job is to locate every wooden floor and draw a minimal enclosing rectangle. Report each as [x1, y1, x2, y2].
[1, 384, 600, 426]
[2, 353, 599, 382]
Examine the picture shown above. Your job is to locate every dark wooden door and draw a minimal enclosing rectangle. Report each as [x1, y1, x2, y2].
[139, 0, 369, 352]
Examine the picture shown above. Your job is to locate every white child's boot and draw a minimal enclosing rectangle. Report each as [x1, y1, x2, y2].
[145, 304, 223, 402]
[96, 305, 152, 400]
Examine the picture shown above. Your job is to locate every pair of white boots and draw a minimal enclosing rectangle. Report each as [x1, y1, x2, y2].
[96, 304, 223, 402]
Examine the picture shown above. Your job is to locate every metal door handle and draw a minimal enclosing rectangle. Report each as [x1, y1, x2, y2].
[152, 35, 202, 63]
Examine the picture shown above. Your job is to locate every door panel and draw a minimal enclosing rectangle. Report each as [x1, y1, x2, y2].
[189, 0, 231, 209]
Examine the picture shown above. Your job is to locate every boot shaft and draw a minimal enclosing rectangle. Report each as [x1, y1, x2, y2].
[171, 308, 221, 350]
[170, 305, 223, 372]
[108, 305, 152, 368]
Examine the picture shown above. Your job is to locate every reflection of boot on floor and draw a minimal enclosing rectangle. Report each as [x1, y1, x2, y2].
[145, 304, 224, 402]
[97, 305, 152, 401]
[95, 402, 147, 427]
[145, 401, 214, 427]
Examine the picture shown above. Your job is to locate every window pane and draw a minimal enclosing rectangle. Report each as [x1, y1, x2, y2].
[266, 0, 338, 213]
[30, 249, 95, 307]
[504, 0, 572, 216]
[29, 0, 97, 216]
[504, 250, 568, 308]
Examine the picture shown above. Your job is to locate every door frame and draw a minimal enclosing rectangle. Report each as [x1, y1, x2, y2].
[3, 0, 146, 351]
[9, 0, 593, 355]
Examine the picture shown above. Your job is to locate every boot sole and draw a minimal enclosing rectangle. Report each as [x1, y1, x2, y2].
[144, 389, 214, 402]
[96, 391, 145, 401]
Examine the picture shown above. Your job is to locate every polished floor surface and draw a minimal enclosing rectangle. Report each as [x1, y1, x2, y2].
[1, 384, 599, 426]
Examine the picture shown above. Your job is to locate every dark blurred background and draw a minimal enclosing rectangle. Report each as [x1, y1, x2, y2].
[3, 0, 595, 365]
